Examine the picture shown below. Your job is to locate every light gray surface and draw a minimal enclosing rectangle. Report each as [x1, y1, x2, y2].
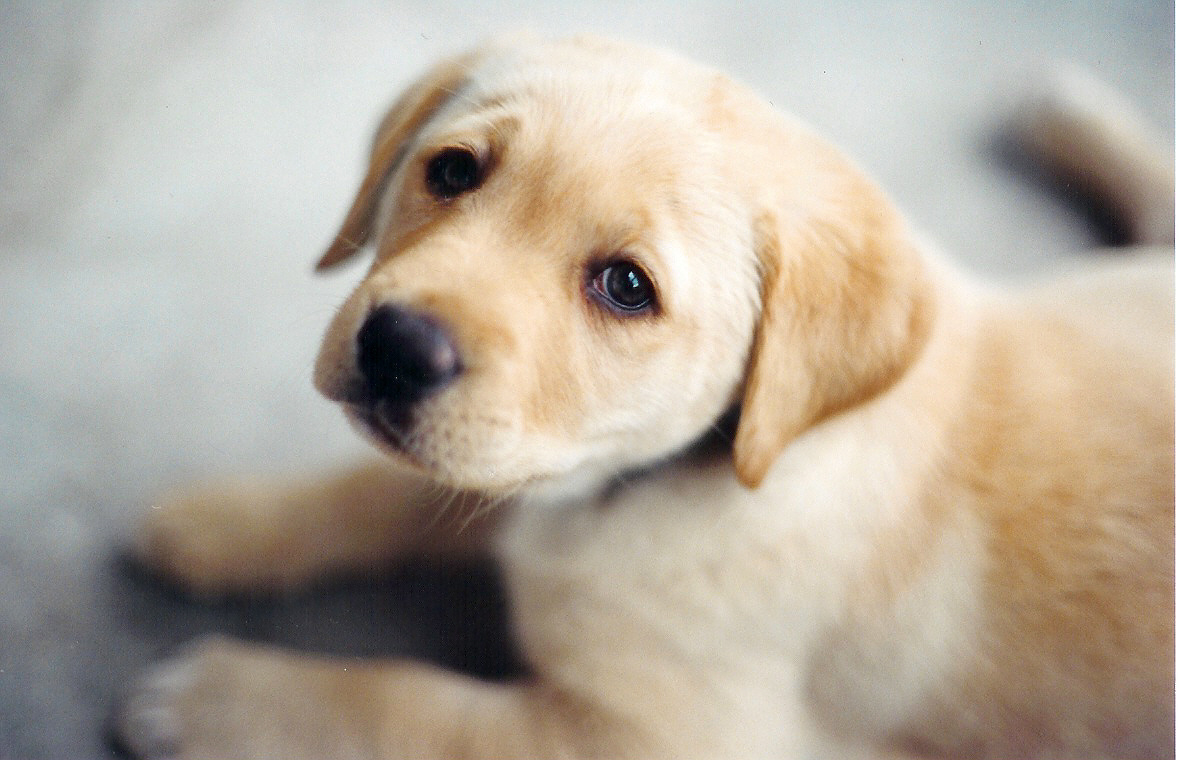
[0, 2, 1173, 758]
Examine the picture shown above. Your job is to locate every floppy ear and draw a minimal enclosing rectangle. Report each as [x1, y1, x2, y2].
[316, 51, 483, 271]
[732, 185, 935, 488]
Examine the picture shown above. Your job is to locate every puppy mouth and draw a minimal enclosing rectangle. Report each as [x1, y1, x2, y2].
[340, 397, 549, 495]
[343, 400, 418, 459]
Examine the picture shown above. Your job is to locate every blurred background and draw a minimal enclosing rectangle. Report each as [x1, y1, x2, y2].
[0, 2, 1172, 758]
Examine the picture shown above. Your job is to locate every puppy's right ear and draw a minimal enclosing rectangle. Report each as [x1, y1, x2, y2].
[315, 51, 482, 271]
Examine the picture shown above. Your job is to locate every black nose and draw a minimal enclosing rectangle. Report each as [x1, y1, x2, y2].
[356, 305, 462, 407]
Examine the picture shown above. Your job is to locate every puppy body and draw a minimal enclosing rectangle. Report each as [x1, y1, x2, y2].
[121, 37, 1174, 759]
[501, 248, 1172, 758]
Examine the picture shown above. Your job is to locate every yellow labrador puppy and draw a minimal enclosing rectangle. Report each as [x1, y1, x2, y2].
[119, 36, 1174, 759]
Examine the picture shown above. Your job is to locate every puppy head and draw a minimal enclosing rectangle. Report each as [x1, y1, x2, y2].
[314, 37, 932, 498]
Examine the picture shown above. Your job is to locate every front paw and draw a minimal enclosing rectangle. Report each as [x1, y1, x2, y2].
[136, 480, 302, 595]
[115, 637, 386, 760]
[115, 636, 238, 760]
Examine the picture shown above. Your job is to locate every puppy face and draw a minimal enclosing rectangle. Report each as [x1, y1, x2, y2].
[315, 37, 932, 498]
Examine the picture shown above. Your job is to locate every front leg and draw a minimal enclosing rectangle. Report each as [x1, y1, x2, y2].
[137, 459, 500, 595]
[116, 637, 640, 760]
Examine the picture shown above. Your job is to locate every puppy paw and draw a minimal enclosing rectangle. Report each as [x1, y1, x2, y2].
[114, 637, 230, 760]
[115, 636, 376, 760]
[135, 479, 305, 595]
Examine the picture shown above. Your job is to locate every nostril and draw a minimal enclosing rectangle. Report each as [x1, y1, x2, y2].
[356, 305, 462, 405]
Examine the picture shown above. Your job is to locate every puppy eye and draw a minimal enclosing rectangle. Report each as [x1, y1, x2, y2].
[589, 261, 657, 314]
[425, 147, 481, 199]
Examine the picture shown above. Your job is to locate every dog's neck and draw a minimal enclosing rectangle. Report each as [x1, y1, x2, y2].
[509, 406, 744, 511]
[595, 406, 745, 507]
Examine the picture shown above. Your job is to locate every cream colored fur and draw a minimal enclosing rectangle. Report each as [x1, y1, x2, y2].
[118, 37, 1174, 759]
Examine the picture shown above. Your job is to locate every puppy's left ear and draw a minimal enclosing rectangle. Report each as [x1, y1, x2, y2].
[316, 50, 484, 271]
[733, 185, 935, 488]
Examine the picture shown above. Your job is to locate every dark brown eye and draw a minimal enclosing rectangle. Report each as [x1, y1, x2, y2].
[590, 261, 657, 314]
[425, 148, 481, 199]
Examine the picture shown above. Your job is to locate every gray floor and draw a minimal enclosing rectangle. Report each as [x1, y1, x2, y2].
[0, 2, 1173, 758]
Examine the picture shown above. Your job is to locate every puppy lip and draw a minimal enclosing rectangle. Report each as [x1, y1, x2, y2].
[343, 401, 413, 454]
[345, 402, 558, 496]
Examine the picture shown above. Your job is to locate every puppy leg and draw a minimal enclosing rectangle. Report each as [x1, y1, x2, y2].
[117, 636, 635, 760]
[136, 460, 498, 595]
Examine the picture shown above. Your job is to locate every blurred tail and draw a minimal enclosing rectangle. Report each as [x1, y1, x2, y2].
[1011, 65, 1174, 246]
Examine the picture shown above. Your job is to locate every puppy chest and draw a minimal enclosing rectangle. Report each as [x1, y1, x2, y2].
[802, 519, 987, 744]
